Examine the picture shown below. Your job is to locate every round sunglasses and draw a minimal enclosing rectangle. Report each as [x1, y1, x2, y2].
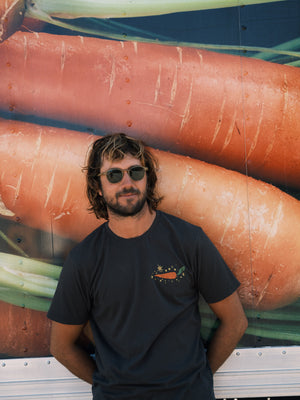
[99, 165, 148, 184]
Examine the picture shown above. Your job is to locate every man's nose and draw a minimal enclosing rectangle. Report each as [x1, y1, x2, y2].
[121, 170, 134, 184]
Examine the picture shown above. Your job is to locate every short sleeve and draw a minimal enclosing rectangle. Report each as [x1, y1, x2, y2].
[47, 253, 91, 324]
[194, 230, 240, 304]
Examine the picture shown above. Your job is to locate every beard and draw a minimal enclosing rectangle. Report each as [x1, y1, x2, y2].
[103, 186, 148, 217]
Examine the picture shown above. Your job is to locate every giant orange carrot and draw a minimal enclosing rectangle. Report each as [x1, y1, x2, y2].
[0, 300, 51, 357]
[0, 299, 93, 357]
[0, 32, 299, 188]
[0, 0, 25, 42]
[0, 119, 98, 239]
[0, 118, 299, 310]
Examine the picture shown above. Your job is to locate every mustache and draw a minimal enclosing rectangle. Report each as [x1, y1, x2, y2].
[116, 187, 140, 198]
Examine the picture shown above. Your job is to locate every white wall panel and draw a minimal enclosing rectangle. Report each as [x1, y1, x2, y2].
[1, 347, 300, 399]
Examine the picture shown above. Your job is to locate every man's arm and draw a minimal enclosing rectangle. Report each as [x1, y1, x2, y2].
[206, 290, 248, 374]
[50, 321, 96, 384]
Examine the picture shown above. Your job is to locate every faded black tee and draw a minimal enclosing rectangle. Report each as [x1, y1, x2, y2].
[48, 211, 239, 399]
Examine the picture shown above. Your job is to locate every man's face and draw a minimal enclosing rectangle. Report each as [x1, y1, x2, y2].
[99, 154, 148, 218]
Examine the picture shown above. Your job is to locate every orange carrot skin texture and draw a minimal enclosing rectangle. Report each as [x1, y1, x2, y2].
[0, 0, 25, 42]
[0, 119, 299, 310]
[154, 272, 177, 279]
[0, 119, 100, 242]
[155, 149, 300, 311]
[0, 301, 51, 357]
[20, 17, 45, 33]
[0, 32, 299, 189]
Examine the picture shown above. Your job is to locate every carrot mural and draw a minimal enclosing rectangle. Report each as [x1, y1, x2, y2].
[0, 118, 299, 311]
[0, 300, 51, 357]
[0, 4, 299, 358]
[0, 31, 299, 189]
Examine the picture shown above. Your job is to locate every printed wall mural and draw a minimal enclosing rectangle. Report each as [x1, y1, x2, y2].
[0, 0, 299, 358]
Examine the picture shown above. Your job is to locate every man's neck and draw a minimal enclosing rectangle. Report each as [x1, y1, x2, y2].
[107, 205, 156, 239]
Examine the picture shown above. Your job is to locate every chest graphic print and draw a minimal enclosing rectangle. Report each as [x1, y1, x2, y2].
[151, 265, 186, 283]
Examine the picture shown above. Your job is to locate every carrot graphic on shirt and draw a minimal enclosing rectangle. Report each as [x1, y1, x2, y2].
[152, 266, 186, 282]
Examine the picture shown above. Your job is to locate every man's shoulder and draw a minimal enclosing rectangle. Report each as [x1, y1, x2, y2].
[68, 222, 107, 260]
[158, 211, 205, 242]
[159, 211, 202, 232]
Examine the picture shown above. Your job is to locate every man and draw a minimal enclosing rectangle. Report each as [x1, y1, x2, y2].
[47, 133, 248, 399]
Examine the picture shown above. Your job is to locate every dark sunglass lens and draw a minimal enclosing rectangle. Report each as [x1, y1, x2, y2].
[107, 169, 123, 183]
[129, 166, 145, 181]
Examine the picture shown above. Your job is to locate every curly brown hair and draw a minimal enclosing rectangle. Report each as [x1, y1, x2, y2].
[84, 133, 162, 220]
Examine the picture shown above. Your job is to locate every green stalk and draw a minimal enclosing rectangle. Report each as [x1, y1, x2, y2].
[0, 287, 51, 312]
[200, 299, 300, 344]
[25, 0, 288, 19]
[23, 0, 299, 62]
[0, 253, 61, 298]
[285, 60, 300, 67]
[200, 315, 300, 343]
[245, 324, 300, 342]
[200, 306, 300, 322]
[0, 252, 61, 308]
[0, 230, 28, 257]
[0, 252, 62, 309]
[245, 308, 300, 322]
[21, 10, 300, 61]
[253, 37, 300, 61]
[0, 252, 62, 280]
[89, 18, 173, 41]
[0, 266, 57, 298]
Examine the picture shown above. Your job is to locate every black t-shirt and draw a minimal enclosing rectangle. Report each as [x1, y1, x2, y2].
[48, 211, 239, 399]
